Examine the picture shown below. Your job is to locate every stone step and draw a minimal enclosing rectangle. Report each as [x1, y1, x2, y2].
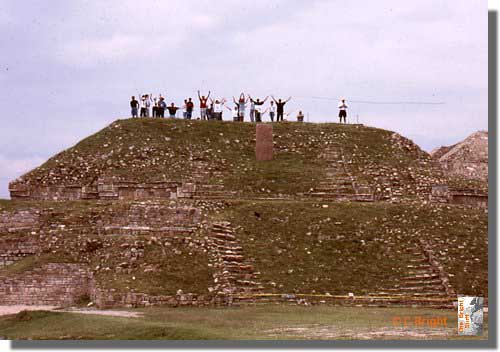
[354, 194, 375, 201]
[212, 240, 238, 248]
[212, 232, 237, 241]
[197, 184, 226, 190]
[221, 254, 245, 262]
[308, 193, 357, 198]
[235, 285, 265, 292]
[234, 280, 262, 286]
[194, 190, 236, 196]
[225, 273, 260, 281]
[193, 194, 234, 199]
[315, 185, 354, 192]
[406, 264, 432, 269]
[383, 290, 448, 297]
[219, 249, 242, 256]
[322, 176, 352, 182]
[405, 272, 439, 278]
[394, 285, 445, 291]
[212, 223, 233, 230]
[223, 264, 255, 272]
[216, 245, 243, 252]
[400, 278, 443, 286]
[214, 242, 242, 250]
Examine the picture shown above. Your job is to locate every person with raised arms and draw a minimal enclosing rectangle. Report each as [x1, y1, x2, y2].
[271, 96, 292, 122]
[233, 93, 249, 122]
[225, 104, 239, 122]
[249, 96, 268, 123]
[198, 90, 211, 120]
[211, 98, 226, 121]
[139, 94, 151, 117]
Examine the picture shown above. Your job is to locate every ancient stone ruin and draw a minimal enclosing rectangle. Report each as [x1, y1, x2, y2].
[0, 120, 489, 309]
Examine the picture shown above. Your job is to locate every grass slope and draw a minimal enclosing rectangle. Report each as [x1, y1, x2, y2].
[214, 200, 488, 296]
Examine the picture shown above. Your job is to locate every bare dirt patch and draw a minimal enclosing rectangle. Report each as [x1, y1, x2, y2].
[265, 325, 457, 340]
[0, 305, 58, 316]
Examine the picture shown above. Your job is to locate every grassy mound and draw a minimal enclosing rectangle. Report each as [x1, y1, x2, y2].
[13, 119, 455, 198]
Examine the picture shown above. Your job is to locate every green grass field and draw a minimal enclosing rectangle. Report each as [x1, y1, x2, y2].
[0, 306, 488, 340]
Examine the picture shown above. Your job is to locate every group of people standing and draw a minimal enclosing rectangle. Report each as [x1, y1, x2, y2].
[130, 92, 297, 122]
[129, 92, 349, 123]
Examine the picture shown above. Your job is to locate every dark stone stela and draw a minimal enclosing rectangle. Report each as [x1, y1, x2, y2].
[255, 124, 273, 161]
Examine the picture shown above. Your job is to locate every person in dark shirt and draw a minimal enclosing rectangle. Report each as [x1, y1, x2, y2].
[167, 103, 179, 118]
[249, 96, 268, 123]
[272, 96, 292, 121]
[130, 96, 139, 118]
[158, 97, 166, 118]
[186, 98, 194, 119]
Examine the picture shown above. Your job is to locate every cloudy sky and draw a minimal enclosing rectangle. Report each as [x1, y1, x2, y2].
[0, 0, 488, 198]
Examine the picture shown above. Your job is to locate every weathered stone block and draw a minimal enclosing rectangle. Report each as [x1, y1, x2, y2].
[255, 124, 273, 161]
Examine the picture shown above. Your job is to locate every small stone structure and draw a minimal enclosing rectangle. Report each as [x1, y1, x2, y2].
[255, 124, 273, 161]
[430, 185, 488, 208]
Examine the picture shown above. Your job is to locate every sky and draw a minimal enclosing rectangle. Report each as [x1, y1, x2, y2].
[0, 0, 488, 198]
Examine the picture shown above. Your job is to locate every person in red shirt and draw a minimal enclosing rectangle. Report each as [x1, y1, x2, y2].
[198, 90, 211, 120]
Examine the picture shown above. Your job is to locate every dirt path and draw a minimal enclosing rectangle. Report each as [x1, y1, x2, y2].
[0, 305, 58, 316]
[0, 305, 142, 318]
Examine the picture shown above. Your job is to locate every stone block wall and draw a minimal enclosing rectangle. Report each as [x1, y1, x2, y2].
[105, 203, 201, 227]
[0, 236, 39, 268]
[0, 210, 40, 231]
[0, 263, 91, 306]
[9, 178, 197, 201]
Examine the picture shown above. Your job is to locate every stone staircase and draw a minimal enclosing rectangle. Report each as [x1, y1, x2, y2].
[208, 222, 264, 302]
[370, 238, 455, 308]
[308, 144, 374, 202]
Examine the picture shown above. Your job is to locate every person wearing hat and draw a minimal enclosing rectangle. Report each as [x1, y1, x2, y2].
[338, 98, 348, 124]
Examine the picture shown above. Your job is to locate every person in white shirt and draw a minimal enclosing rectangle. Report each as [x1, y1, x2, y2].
[139, 94, 149, 117]
[233, 93, 248, 122]
[338, 98, 348, 124]
[268, 101, 276, 122]
[226, 104, 239, 122]
[211, 98, 226, 121]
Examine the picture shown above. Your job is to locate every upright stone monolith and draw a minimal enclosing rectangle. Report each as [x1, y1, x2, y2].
[255, 124, 273, 161]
